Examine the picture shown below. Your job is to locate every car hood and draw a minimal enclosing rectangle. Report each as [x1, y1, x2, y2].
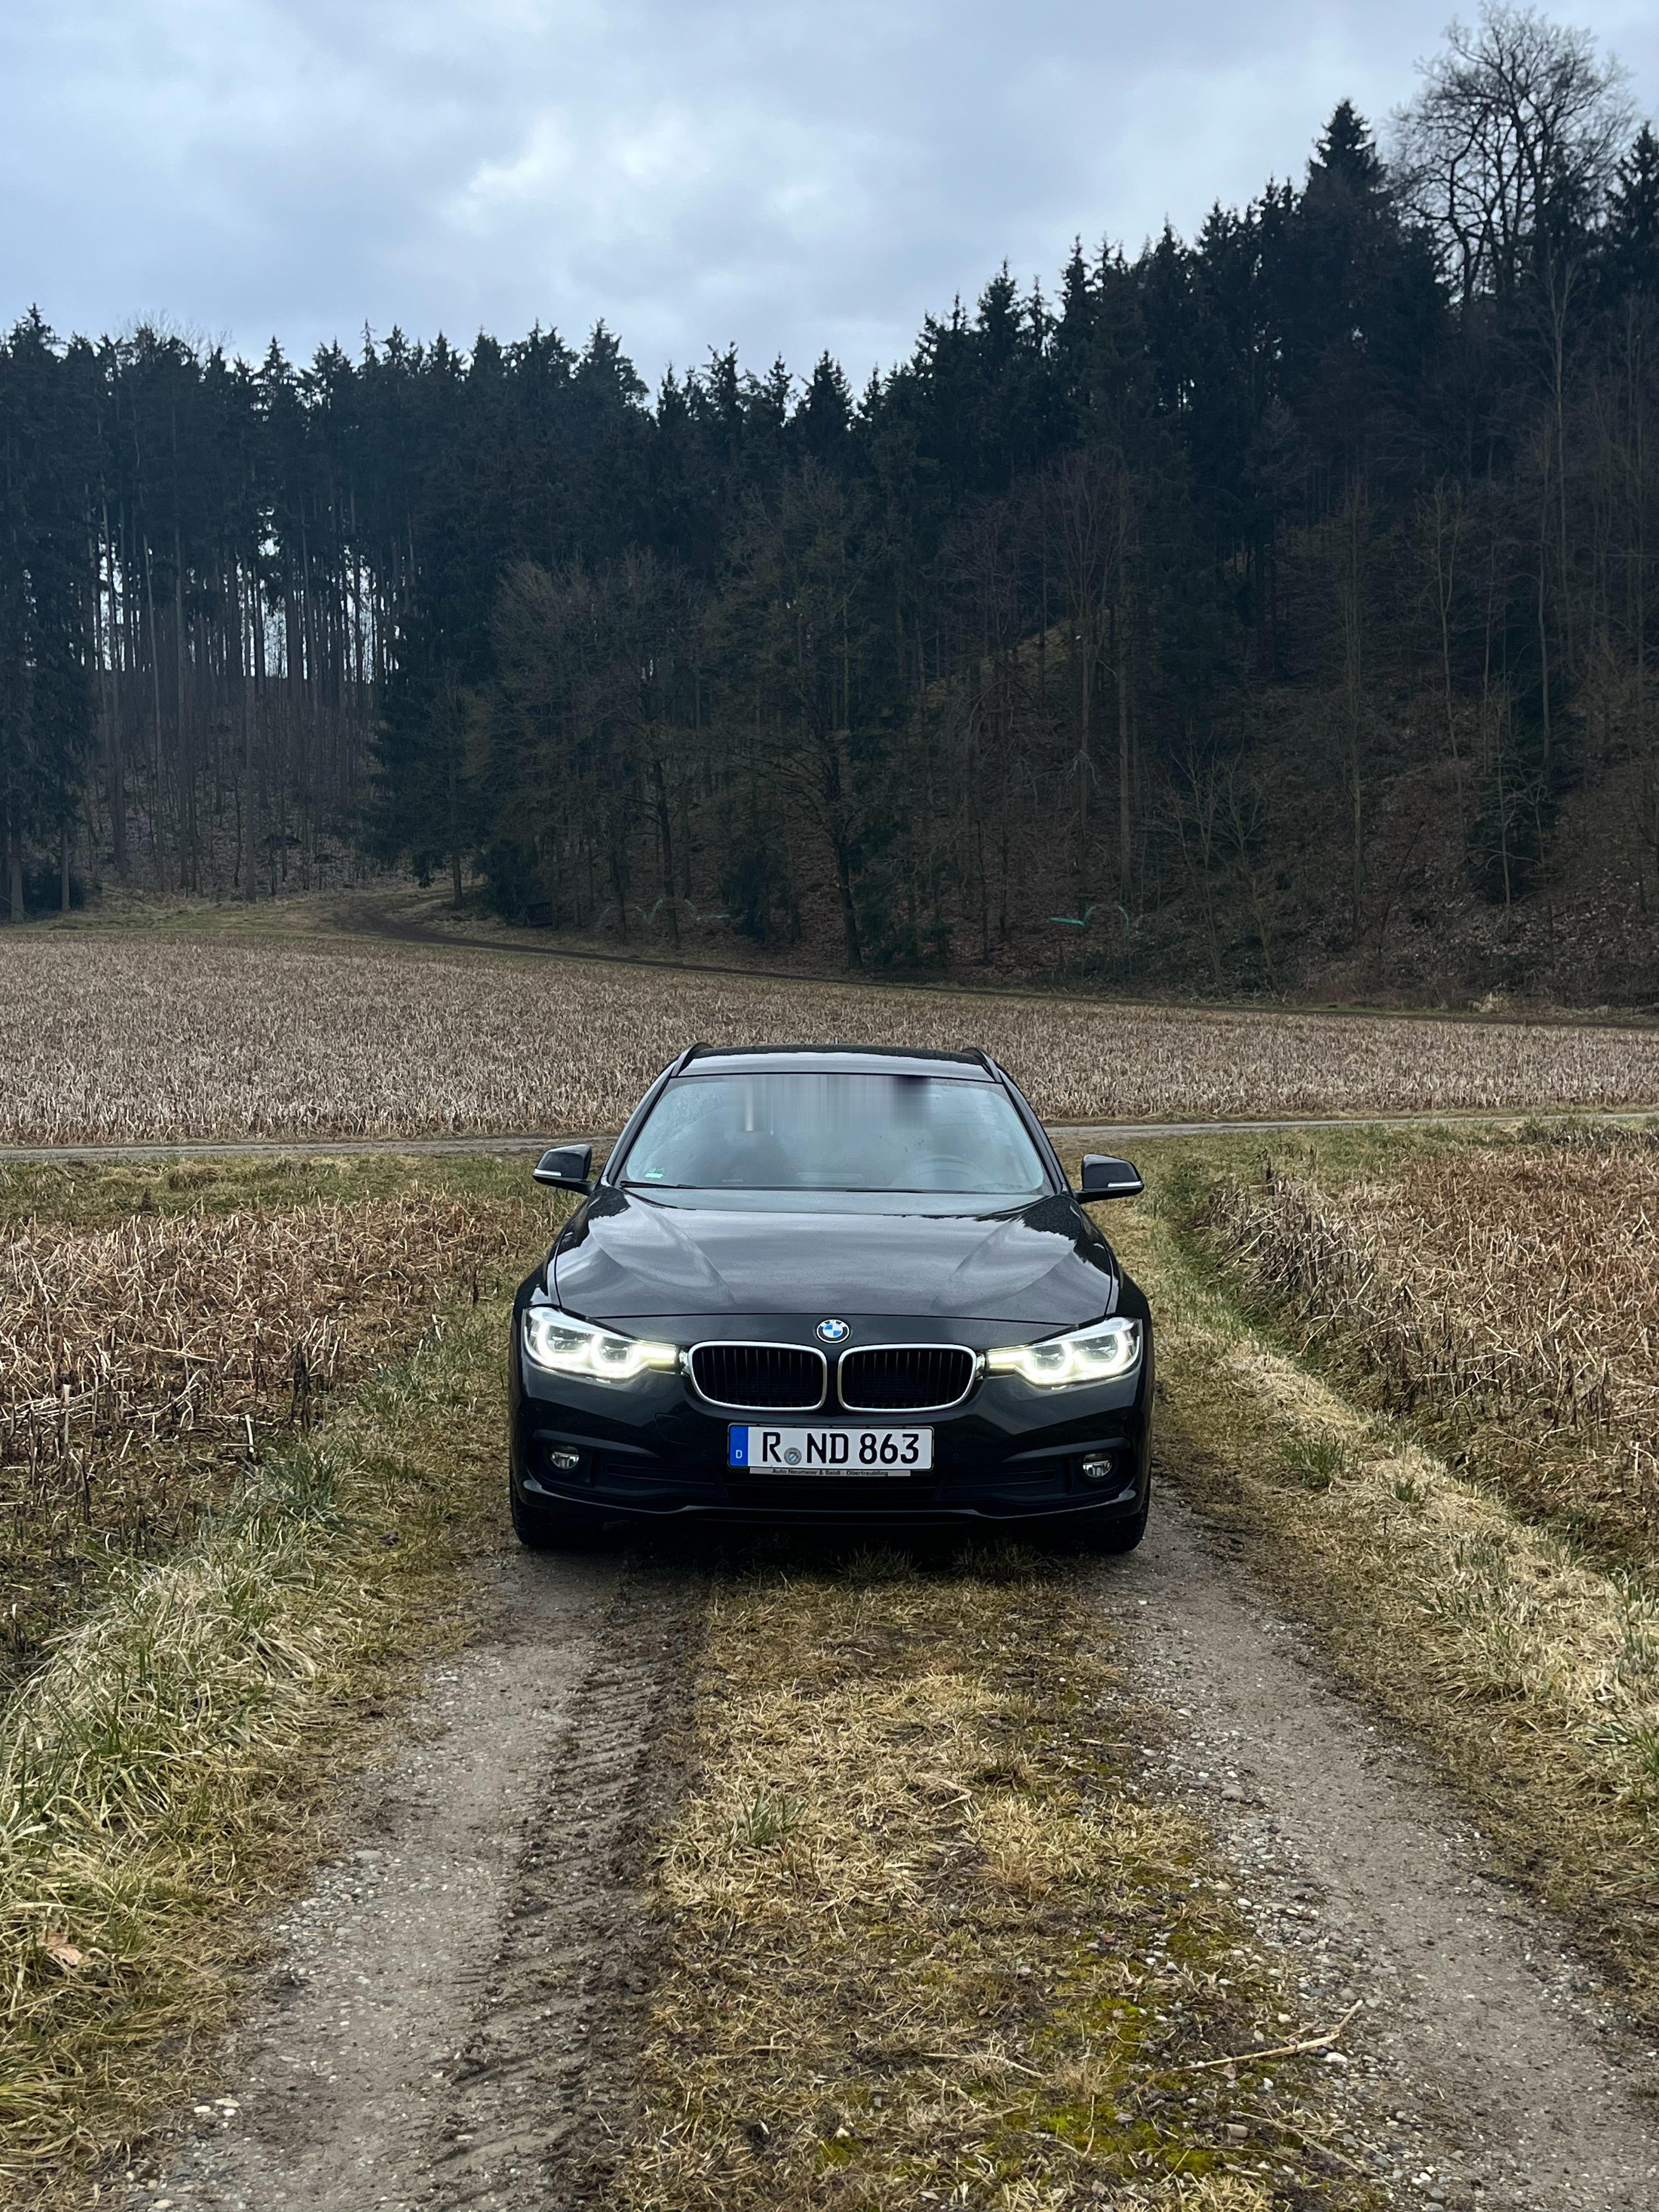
[551, 1188, 1116, 1327]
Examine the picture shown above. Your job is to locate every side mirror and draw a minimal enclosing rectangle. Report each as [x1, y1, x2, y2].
[533, 1143, 594, 1193]
[1078, 1154, 1143, 1202]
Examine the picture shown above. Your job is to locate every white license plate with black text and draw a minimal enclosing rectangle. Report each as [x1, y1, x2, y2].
[729, 1425, 933, 1474]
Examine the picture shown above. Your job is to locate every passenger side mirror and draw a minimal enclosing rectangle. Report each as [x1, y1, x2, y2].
[1077, 1154, 1143, 1201]
[533, 1143, 594, 1193]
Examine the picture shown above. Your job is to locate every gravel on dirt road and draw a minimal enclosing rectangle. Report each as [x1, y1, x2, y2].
[1110, 1496, 1659, 2210]
[4, 1106, 1657, 1170]
[119, 1554, 701, 2212]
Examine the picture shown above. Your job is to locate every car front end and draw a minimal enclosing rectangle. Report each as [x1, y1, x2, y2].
[509, 1291, 1153, 1536]
[507, 1043, 1156, 1550]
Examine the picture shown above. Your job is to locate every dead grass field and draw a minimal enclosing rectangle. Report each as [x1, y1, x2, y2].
[5, 935, 1659, 1144]
[1198, 1134, 1659, 1560]
[620, 1554, 1376, 2212]
[0, 1162, 545, 1676]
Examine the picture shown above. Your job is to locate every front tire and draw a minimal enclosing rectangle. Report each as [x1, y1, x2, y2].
[1079, 1493, 1149, 1555]
[510, 1475, 608, 1551]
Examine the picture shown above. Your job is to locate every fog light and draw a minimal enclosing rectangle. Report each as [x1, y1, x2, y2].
[1080, 1454, 1115, 1485]
[547, 1448, 581, 1472]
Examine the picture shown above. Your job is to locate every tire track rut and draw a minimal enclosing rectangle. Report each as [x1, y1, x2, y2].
[1104, 1494, 1659, 2208]
[421, 1565, 702, 2211]
[115, 1505, 1659, 2211]
[121, 1554, 702, 2212]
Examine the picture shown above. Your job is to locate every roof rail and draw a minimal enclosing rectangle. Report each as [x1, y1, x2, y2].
[674, 1042, 707, 1073]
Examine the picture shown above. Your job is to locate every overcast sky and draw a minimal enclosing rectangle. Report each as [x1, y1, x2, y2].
[5, 0, 1657, 391]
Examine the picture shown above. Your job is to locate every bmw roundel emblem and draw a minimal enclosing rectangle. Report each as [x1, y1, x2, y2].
[816, 1317, 850, 1344]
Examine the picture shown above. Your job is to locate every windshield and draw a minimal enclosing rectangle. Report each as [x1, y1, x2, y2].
[620, 1071, 1048, 1196]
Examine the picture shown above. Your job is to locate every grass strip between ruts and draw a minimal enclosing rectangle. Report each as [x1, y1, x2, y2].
[616, 1547, 1383, 2211]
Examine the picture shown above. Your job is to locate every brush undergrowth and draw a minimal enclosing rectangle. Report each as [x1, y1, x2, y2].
[1196, 1130, 1659, 1561]
[0, 1158, 542, 1678]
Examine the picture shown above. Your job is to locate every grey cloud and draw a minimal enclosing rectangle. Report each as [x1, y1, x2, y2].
[4, 0, 1656, 385]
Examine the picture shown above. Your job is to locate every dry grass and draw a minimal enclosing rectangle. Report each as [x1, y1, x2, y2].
[1109, 1136, 1659, 2023]
[617, 1551, 1380, 2211]
[0, 1292, 516, 2202]
[4, 936, 1659, 1144]
[1198, 1136, 1659, 1558]
[0, 1187, 541, 1676]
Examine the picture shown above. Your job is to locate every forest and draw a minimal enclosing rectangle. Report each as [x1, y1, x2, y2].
[3, 4, 1658, 1001]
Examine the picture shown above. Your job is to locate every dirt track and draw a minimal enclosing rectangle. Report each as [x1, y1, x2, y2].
[121, 1499, 1659, 2212]
[1124, 1501, 1659, 2208]
[120, 1555, 702, 2212]
[5, 1107, 1658, 1169]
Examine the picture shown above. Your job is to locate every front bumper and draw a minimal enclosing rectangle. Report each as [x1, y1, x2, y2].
[508, 1298, 1153, 1529]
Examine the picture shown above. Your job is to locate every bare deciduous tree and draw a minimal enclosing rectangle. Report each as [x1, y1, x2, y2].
[1393, 3, 1632, 309]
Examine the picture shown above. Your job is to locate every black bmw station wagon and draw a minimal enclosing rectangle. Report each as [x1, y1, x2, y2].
[509, 1045, 1153, 1548]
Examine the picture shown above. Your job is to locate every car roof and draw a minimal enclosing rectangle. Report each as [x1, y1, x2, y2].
[679, 1045, 996, 1082]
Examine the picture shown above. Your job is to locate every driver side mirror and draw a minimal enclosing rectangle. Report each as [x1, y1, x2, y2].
[533, 1143, 594, 1194]
[1077, 1154, 1143, 1202]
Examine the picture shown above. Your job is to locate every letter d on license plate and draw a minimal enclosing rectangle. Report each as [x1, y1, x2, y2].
[729, 1425, 933, 1474]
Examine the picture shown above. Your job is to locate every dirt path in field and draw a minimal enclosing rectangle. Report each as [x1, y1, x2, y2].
[5, 1107, 1658, 1169]
[120, 1505, 1659, 2212]
[1103, 1493, 1659, 2210]
[121, 1550, 701, 2212]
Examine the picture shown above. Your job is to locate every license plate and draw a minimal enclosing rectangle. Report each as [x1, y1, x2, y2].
[729, 1424, 933, 1474]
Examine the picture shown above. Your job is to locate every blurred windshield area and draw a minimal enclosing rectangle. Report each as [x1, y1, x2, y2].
[622, 1073, 1048, 1194]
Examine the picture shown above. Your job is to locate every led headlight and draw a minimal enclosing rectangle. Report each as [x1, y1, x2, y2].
[522, 1307, 680, 1383]
[984, 1317, 1142, 1389]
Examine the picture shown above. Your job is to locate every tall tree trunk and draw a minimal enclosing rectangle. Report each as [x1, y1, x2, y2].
[651, 755, 680, 944]
[1430, 481, 1466, 824]
[1537, 429, 1554, 774]
[143, 532, 167, 889]
[1335, 484, 1369, 943]
[1115, 594, 1134, 900]
[832, 829, 862, 968]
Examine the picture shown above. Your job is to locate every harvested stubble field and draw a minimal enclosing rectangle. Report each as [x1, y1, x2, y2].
[1198, 1135, 1659, 1560]
[7, 935, 1659, 1144]
[0, 1163, 544, 1675]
